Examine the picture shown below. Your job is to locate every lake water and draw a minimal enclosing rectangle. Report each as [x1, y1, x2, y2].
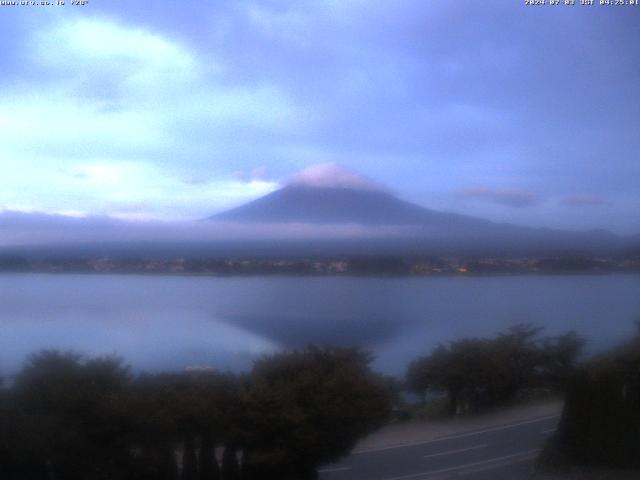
[1, 274, 639, 376]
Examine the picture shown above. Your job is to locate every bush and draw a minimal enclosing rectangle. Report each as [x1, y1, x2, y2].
[0, 346, 392, 479]
[241, 346, 393, 479]
[543, 332, 640, 469]
[406, 325, 584, 415]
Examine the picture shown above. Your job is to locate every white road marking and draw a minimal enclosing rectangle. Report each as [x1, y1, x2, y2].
[540, 428, 557, 434]
[382, 449, 540, 480]
[423, 444, 488, 459]
[458, 450, 539, 476]
[353, 414, 559, 455]
[317, 466, 352, 473]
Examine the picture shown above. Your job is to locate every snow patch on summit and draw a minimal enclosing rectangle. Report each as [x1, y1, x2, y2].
[287, 163, 386, 192]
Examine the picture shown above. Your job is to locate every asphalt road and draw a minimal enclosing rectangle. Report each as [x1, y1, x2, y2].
[318, 414, 559, 480]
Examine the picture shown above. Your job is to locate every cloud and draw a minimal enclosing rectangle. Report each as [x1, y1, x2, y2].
[287, 163, 386, 191]
[40, 17, 196, 69]
[233, 167, 271, 183]
[0, 210, 420, 247]
[459, 187, 541, 208]
[0, 160, 278, 221]
[0, 16, 308, 219]
[561, 194, 608, 207]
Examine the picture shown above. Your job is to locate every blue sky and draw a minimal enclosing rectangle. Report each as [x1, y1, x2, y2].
[1, 1, 638, 233]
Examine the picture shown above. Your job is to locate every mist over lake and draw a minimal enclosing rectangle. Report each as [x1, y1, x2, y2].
[1, 273, 638, 376]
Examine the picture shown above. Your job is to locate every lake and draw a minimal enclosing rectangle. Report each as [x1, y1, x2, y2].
[1, 274, 639, 376]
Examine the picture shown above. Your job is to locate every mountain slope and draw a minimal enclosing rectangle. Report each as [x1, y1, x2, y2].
[208, 182, 625, 255]
[211, 185, 492, 229]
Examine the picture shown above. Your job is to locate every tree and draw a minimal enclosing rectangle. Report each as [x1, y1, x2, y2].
[241, 346, 392, 479]
[406, 325, 584, 415]
[183, 435, 198, 480]
[130, 369, 242, 480]
[221, 445, 240, 480]
[407, 343, 466, 414]
[539, 330, 586, 390]
[542, 330, 640, 469]
[199, 431, 220, 480]
[8, 350, 133, 480]
[0, 347, 392, 479]
[129, 373, 181, 480]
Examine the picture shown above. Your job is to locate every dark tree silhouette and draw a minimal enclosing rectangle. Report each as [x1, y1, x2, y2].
[0, 346, 391, 479]
[407, 325, 585, 415]
[6, 351, 133, 480]
[542, 330, 640, 469]
[221, 445, 240, 480]
[183, 435, 198, 480]
[198, 432, 220, 480]
[240, 346, 393, 479]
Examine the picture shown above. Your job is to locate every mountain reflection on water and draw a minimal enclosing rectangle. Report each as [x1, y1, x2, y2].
[1, 274, 638, 375]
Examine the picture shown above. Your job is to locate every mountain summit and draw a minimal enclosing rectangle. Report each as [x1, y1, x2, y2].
[211, 164, 490, 229]
[286, 163, 386, 192]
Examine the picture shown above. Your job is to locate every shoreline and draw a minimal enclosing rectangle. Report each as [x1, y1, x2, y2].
[1, 269, 638, 278]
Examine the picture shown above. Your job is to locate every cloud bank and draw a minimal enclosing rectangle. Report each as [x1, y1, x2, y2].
[561, 195, 608, 208]
[0, 210, 422, 247]
[459, 187, 541, 208]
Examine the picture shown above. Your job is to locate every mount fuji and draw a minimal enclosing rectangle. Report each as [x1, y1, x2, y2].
[211, 164, 490, 229]
[208, 164, 622, 255]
